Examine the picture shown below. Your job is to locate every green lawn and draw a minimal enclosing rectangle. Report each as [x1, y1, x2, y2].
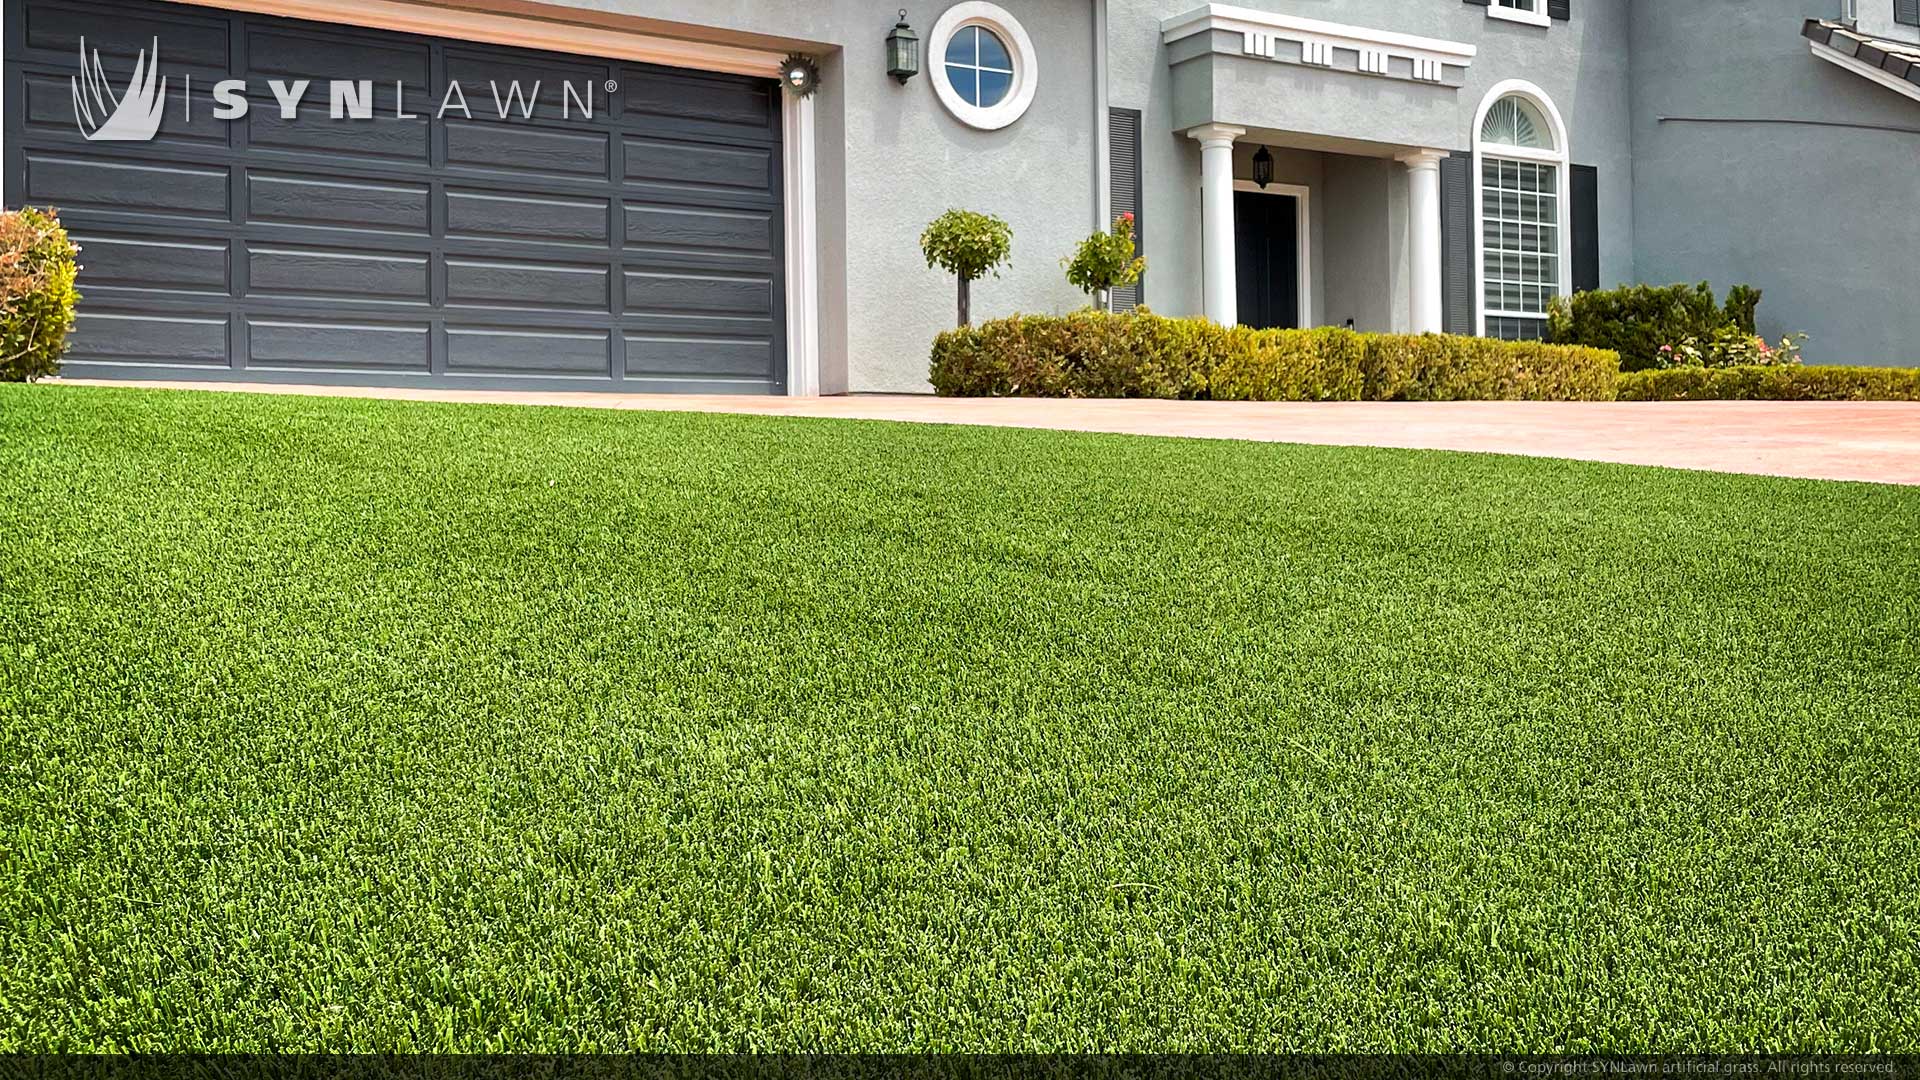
[1, 383, 1916, 1052]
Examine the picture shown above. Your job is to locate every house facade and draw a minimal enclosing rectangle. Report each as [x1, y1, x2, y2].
[3, 0, 1914, 393]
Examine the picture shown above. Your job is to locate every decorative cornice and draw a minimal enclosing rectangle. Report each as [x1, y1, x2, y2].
[1161, 4, 1475, 85]
[1803, 19, 1920, 105]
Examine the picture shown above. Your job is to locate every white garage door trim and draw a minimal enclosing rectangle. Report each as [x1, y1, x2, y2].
[87, 0, 825, 396]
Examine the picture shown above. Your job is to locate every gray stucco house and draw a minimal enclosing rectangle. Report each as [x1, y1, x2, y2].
[3, 0, 1915, 393]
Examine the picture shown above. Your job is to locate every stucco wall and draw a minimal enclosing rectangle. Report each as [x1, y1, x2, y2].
[1108, 0, 1636, 325]
[536, 0, 1099, 392]
[1630, 0, 1920, 366]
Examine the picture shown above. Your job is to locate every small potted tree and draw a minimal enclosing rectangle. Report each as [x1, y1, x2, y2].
[920, 209, 1012, 327]
[1064, 213, 1145, 313]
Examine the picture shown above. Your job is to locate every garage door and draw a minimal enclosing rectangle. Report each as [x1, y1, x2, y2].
[3, 0, 788, 393]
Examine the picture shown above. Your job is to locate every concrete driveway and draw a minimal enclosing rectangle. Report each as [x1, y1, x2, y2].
[54, 379, 1920, 486]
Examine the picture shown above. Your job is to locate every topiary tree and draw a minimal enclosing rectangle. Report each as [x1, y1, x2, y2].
[1063, 213, 1146, 312]
[0, 207, 80, 382]
[920, 209, 1012, 327]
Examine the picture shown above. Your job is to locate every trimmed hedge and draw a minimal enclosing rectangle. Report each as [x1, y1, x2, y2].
[930, 310, 1621, 402]
[1617, 365, 1920, 402]
[1547, 282, 1760, 372]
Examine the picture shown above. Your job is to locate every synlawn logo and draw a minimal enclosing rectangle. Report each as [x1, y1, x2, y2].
[72, 37, 166, 142]
[70, 35, 612, 144]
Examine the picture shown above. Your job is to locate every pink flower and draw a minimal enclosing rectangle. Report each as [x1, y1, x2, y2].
[1120, 212, 1134, 222]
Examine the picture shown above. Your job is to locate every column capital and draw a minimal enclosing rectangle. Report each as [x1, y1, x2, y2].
[1185, 123, 1246, 150]
[1395, 148, 1451, 171]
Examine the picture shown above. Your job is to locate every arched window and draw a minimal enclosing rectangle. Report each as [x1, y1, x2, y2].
[1473, 82, 1569, 340]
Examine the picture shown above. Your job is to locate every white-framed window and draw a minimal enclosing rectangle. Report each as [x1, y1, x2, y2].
[1472, 81, 1570, 340]
[1487, 0, 1551, 27]
[928, 2, 1039, 131]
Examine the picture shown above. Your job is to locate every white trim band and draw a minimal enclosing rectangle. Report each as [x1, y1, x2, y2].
[1162, 3, 1476, 78]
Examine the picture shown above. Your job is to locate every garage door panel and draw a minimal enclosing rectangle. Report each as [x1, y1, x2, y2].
[248, 247, 431, 304]
[446, 328, 612, 377]
[446, 257, 611, 312]
[23, 0, 230, 70]
[445, 120, 610, 181]
[443, 48, 613, 103]
[622, 67, 776, 137]
[248, 319, 431, 371]
[622, 137, 773, 194]
[249, 105, 430, 164]
[626, 333, 773, 378]
[446, 189, 611, 246]
[72, 311, 231, 365]
[27, 154, 230, 218]
[75, 234, 230, 294]
[623, 269, 773, 318]
[625, 204, 774, 255]
[248, 172, 431, 234]
[8, 0, 784, 393]
[245, 27, 429, 88]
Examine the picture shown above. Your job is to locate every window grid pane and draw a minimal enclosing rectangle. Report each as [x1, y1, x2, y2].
[1481, 155, 1560, 336]
[943, 26, 1014, 108]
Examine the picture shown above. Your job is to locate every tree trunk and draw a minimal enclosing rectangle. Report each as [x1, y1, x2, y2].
[957, 277, 971, 327]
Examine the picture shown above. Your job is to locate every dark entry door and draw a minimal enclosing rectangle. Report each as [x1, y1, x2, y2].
[1233, 191, 1299, 330]
[3, 0, 787, 393]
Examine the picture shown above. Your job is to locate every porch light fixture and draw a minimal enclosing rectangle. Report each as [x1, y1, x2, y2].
[1252, 145, 1274, 189]
[887, 10, 921, 83]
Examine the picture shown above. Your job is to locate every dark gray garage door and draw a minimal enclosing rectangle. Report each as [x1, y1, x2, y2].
[3, 0, 787, 393]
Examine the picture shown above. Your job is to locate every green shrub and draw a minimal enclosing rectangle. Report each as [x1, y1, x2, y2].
[0, 207, 80, 382]
[1617, 365, 1920, 402]
[920, 209, 1012, 327]
[930, 310, 1620, 402]
[1547, 282, 1778, 372]
[1063, 213, 1146, 311]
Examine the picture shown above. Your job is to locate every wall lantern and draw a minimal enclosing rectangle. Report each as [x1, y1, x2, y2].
[1252, 145, 1274, 189]
[887, 9, 921, 83]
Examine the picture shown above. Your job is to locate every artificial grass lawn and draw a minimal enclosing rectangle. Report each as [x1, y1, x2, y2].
[1, 384, 1916, 1052]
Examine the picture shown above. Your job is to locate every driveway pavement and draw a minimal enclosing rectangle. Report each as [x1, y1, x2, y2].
[53, 379, 1920, 486]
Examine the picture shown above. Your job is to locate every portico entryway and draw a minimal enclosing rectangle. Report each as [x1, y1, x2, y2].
[1188, 126, 1452, 335]
[1163, 4, 1478, 334]
[1180, 129, 1453, 335]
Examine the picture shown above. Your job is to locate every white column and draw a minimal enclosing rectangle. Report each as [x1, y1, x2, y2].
[1397, 149, 1449, 335]
[1188, 124, 1245, 327]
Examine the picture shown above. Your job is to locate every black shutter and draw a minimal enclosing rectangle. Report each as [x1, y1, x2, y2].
[1549, 0, 1572, 20]
[1571, 164, 1600, 294]
[1108, 107, 1144, 312]
[1440, 153, 1476, 336]
[1463, 0, 1490, 7]
[1899, 0, 1919, 27]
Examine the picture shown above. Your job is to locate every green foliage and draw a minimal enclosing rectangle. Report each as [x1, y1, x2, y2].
[1657, 328, 1804, 370]
[1723, 284, 1762, 335]
[1617, 364, 1920, 401]
[930, 309, 1620, 401]
[4, 384, 1919, 1049]
[919, 209, 1012, 285]
[1547, 281, 1785, 372]
[1063, 214, 1146, 305]
[0, 207, 80, 382]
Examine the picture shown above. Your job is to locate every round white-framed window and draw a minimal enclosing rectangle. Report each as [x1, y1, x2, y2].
[928, 2, 1038, 131]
